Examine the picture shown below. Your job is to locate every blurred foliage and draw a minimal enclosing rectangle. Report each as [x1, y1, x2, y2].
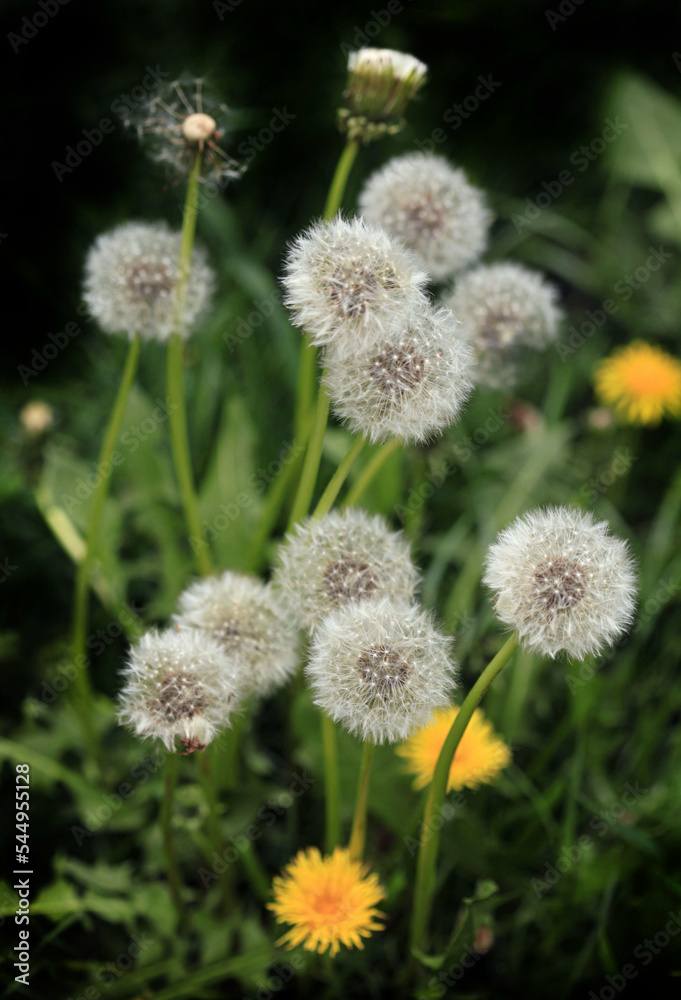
[2, 1, 681, 998]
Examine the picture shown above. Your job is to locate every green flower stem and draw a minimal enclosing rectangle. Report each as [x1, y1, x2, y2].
[71, 333, 141, 763]
[287, 383, 331, 528]
[323, 139, 360, 219]
[321, 713, 341, 854]
[289, 139, 361, 518]
[408, 632, 519, 962]
[348, 740, 375, 860]
[343, 437, 401, 508]
[311, 435, 366, 520]
[161, 753, 185, 925]
[167, 152, 213, 577]
[198, 749, 232, 914]
[246, 449, 304, 572]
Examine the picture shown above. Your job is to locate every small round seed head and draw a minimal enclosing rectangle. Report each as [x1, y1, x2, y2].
[271, 508, 419, 632]
[444, 262, 562, 388]
[323, 304, 476, 444]
[118, 627, 243, 752]
[173, 571, 300, 698]
[340, 48, 427, 144]
[83, 221, 214, 341]
[282, 215, 429, 351]
[127, 77, 244, 184]
[20, 400, 54, 436]
[359, 153, 491, 280]
[306, 597, 457, 744]
[483, 506, 638, 659]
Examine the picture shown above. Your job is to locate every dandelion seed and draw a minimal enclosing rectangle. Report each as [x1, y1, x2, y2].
[359, 153, 490, 280]
[594, 341, 681, 425]
[271, 508, 419, 632]
[174, 571, 299, 698]
[323, 304, 476, 444]
[396, 706, 511, 792]
[117, 627, 242, 752]
[282, 215, 429, 351]
[306, 597, 456, 744]
[127, 77, 244, 184]
[268, 847, 385, 956]
[83, 221, 214, 341]
[483, 506, 638, 659]
[445, 262, 562, 388]
[339, 48, 427, 144]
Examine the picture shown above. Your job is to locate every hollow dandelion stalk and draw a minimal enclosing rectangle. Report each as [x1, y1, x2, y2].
[348, 739, 375, 860]
[166, 152, 213, 576]
[71, 333, 141, 768]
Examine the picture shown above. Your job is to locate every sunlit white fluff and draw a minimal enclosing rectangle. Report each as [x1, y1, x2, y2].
[174, 571, 299, 698]
[483, 506, 637, 659]
[323, 303, 476, 444]
[444, 262, 562, 387]
[306, 597, 456, 744]
[281, 215, 429, 351]
[359, 153, 490, 280]
[271, 508, 419, 632]
[83, 221, 214, 341]
[118, 627, 242, 752]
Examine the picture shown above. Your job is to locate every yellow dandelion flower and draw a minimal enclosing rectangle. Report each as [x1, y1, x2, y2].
[396, 706, 511, 792]
[268, 847, 385, 956]
[594, 341, 681, 425]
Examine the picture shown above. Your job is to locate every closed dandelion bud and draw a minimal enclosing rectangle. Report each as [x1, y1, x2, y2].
[118, 627, 242, 753]
[271, 508, 419, 632]
[83, 221, 214, 341]
[173, 571, 299, 698]
[359, 153, 491, 280]
[306, 597, 457, 744]
[445, 262, 562, 388]
[128, 77, 244, 184]
[483, 506, 638, 660]
[323, 304, 476, 444]
[282, 215, 428, 351]
[339, 48, 427, 144]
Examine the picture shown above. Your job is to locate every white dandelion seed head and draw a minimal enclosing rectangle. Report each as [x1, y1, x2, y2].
[281, 215, 429, 351]
[445, 262, 562, 388]
[359, 153, 491, 281]
[127, 77, 244, 185]
[341, 49, 427, 143]
[271, 508, 420, 632]
[323, 304, 476, 445]
[173, 571, 300, 699]
[117, 627, 243, 752]
[306, 597, 457, 744]
[483, 505, 638, 660]
[83, 221, 214, 342]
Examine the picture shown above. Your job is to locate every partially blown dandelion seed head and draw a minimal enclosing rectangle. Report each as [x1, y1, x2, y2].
[396, 706, 511, 792]
[127, 77, 244, 184]
[271, 508, 419, 632]
[483, 506, 637, 659]
[268, 847, 386, 956]
[83, 221, 214, 341]
[340, 48, 427, 143]
[306, 597, 457, 744]
[445, 262, 562, 387]
[281, 215, 429, 351]
[323, 304, 476, 444]
[173, 571, 299, 698]
[359, 153, 491, 280]
[117, 627, 243, 752]
[594, 341, 681, 425]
